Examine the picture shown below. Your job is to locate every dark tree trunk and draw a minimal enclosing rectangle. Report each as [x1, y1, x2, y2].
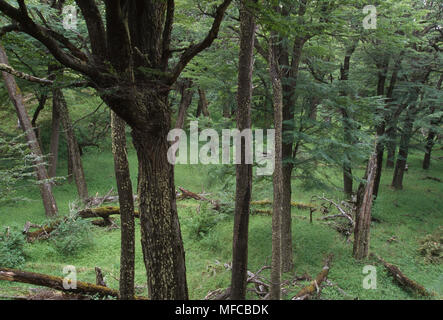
[0, 44, 58, 217]
[372, 59, 389, 199]
[53, 86, 89, 201]
[175, 79, 193, 129]
[392, 107, 416, 189]
[48, 98, 60, 178]
[422, 129, 435, 170]
[111, 111, 135, 300]
[131, 100, 188, 299]
[278, 34, 306, 274]
[230, 0, 255, 300]
[353, 151, 377, 259]
[339, 42, 357, 197]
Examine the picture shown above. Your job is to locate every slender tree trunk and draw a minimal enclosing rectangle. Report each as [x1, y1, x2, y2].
[48, 99, 60, 178]
[175, 79, 193, 129]
[423, 129, 436, 170]
[111, 111, 135, 300]
[392, 107, 416, 189]
[269, 40, 283, 300]
[230, 0, 255, 300]
[339, 42, 357, 197]
[353, 150, 377, 259]
[0, 44, 58, 217]
[372, 60, 389, 199]
[279, 35, 306, 274]
[53, 86, 89, 201]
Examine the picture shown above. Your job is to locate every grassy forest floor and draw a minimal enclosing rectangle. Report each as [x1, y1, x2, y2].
[0, 143, 442, 300]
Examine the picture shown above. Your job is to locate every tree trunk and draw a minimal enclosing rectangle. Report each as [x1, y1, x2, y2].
[372, 60, 389, 199]
[385, 126, 396, 168]
[111, 111, 135, 300]
[391, 101, 419, 190]
[53, 86, 89, 201]
[48, 97, 60, 178]
[196, 88, 210, 117]
[230, 0, 255, 300]
[128, 93, 188, 300]
[422, 129, 435, 170]
[175, 79, 193, 129]
[339, 42, 358, 197]
[0, 44, 58, 217]
[269, 40, 283, 300]
[353, 151, 377, 259]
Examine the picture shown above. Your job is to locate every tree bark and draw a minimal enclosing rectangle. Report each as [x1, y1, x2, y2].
[0, 44, 58, 217]
[48, 95, 60, 178]
[269, 39, 283, 300]
[230, 0, 255, 300]
[53, 84, 89, 201]
[196, 87, 210, 117]
[175, 79, 193, 129]
[353, 150, 377, 259]
[111, 111, 135, 300]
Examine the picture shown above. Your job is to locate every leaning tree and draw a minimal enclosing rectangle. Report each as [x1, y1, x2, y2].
[0, 0, 232, 299]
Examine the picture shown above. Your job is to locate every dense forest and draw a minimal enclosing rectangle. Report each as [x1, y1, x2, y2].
[0, 0, 441, 304]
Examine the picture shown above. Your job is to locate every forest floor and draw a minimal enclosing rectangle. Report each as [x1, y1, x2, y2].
[0, 144, 442, 300]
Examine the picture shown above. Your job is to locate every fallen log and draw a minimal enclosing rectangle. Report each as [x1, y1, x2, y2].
[422, 176, 442, 183]
[24, 206, 139, 242]
[0, 267, 147, 300]
[177, 187, 221, 210]
[370, 253, 433, 297]
[251, 199, 316, 211]
[292, 254, 333, 300]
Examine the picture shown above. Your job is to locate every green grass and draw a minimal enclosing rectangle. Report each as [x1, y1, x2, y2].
[0, 143, 442, 300]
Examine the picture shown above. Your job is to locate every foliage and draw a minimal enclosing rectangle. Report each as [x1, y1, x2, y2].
[50, 215, 94, 256]
[0, 227, 26, 268]
[418, 227, 443, 265]
[183, 202, 228, 240]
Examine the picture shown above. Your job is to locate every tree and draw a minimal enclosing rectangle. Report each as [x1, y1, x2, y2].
[230, 0, 255, 300]
[111, 111, 135, 300]
[0, 43, 57, 217]
[0, 0, 232, 299]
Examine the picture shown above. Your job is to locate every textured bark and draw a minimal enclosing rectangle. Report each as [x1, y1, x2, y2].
[111, 111, 135, 300]
[196, 87, 210, 117]
[0, 44, 58, 217]
[48, 99, 60, 178]
[353, 151, 377, 260]
[269, 40, 283, 300]
[129, 93, 188, 300]
[175, 79, 193, 129]
[53, 84, 88, 200]
[230, 0, 255, 300]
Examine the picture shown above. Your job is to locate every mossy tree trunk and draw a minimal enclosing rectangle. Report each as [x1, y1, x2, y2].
[111, 111, 135, 300]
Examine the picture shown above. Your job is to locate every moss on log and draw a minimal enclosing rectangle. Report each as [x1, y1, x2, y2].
[371, 253, 433, 297]
[292, 254, 333, 300]
[0, 267, 147, 300]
